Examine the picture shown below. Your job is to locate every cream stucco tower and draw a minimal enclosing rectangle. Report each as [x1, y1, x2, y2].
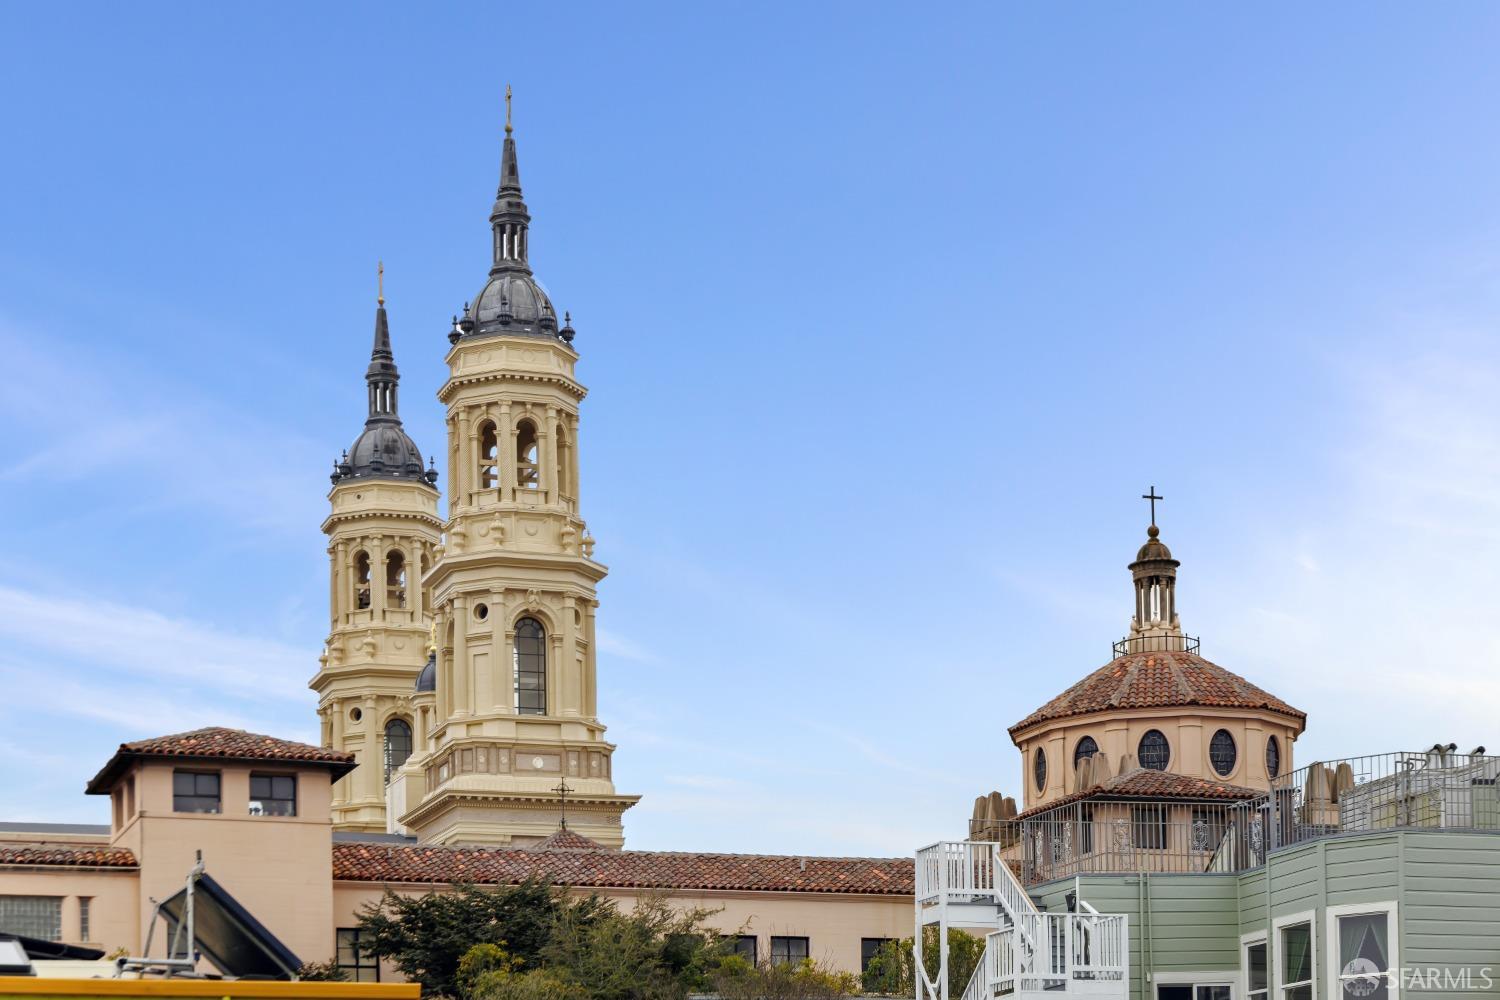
[398, 105, 638, 848]
[312, 284, 442, 832]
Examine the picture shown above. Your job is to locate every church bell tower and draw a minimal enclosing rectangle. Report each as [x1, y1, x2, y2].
[312, 274, 443, 832]
[399, 95, 638, 847]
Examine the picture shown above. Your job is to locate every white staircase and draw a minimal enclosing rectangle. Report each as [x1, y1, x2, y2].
[915, 841, 1128, 1000]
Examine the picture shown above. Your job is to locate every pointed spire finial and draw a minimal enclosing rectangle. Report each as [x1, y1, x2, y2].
[505, 84, 513, 136]
[377, 260, 385, 307]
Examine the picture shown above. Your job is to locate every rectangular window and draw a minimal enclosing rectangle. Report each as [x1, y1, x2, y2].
[79, 897, 92, 942]
[1336, 911, 1392, 1000]
[249, 774, 297, 817]
[1132, 804, 1167, 850]
[337, 927, 379, 982]
[1281, 922, 1313, 1000]
[0, 896, 63, 942]
[172, 770, 221, 814]
[1247, 940, 1269, 1000]
[734, 935, 757, 965]
[862, 938, 893, 972]
[771, 936, 810, 966]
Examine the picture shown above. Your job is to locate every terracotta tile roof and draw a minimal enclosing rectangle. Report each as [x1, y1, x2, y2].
[0, 844, 138, 869]
[86, 726, 357, 793]
[527, 828, 606, 852]
[333, 841, 914, 895]
[1015, 767, 1263, 820]
[1009, 649, 1305, 738]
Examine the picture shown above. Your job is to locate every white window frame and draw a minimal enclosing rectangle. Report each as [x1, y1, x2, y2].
[1152, 969, 1239, 1000]
[1243, 931, 1270, 1000]
[1273, 909, 1317, 1000]
[1325, 902, 1399, 1000]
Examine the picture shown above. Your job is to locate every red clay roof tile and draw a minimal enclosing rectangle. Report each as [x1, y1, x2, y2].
[1009, 649, 1305, 738]
[1014, 767, 1263, 820]
[0, 844, 138, 869]
[86, 726, 357, 793]
[333, 841, 913, 895]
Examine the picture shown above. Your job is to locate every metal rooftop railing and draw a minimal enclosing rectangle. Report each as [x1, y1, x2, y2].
[996, 749, 1500, 886]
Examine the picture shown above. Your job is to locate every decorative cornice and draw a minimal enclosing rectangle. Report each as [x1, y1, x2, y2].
[438, 370, 587, 405]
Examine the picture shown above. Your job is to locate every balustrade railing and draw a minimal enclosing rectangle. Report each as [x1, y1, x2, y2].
[979, 914, 1127, 997]
[1000, 750, 1500, 886]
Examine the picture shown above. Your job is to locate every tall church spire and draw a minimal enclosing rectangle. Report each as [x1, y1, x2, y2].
[459, 88, 565, 342]
[491, 86, 532, 276]
[332, 268, 438, 485]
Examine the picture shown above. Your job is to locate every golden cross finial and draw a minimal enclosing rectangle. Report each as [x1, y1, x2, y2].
[377, 260, 385, 307]
[505, 84, 513, 135]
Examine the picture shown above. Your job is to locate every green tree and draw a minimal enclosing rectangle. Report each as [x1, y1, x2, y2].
[354, 880, 610, 998]
[861, 928, 984, 997]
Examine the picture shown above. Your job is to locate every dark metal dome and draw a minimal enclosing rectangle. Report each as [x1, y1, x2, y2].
[415, 652, 436, 693]
[1134, 525, 1174, 562]
[471, 270, 558, 339]
[342, 422, 427, 481]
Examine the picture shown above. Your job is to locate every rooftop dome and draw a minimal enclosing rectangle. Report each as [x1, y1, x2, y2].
[1134, 524, 1174, 563]
[1008, 647, 1306, 738]
[470, 270, 558, 339]
[415, 651, 436, 693]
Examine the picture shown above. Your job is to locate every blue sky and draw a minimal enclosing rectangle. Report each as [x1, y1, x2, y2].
[6, 3, 1500, 856]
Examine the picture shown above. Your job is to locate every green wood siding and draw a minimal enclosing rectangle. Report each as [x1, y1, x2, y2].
[1027, 831, 1500, 1000]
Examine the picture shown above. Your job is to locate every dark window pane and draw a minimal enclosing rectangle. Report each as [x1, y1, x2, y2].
[250, 776, 271, 798]
[1074, 737, 1099, 765]
[1248, 943, 1268, 991]
[514, 617, 547, 716]
[861, 938, 892, 972]
[734, 935, 757, 964]
[1210, 730, 1237, 776]
[173, 772, 194, 795]
[1138, 730, 1171, 771]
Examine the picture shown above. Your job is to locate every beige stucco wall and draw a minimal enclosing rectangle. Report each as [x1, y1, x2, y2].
[1014, 707, 1303, 810]
[0, 867, 138, 953]
[333, 881, 912, 976]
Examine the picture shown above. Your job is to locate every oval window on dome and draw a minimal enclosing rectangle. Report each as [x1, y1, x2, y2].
[1034, 747, 1048, 792]
[1138, 730, 1170, 771]
[1074, 736, 1099, 766]
[1209, 729, 1237, 776]
[1266, 735, 1282, 779]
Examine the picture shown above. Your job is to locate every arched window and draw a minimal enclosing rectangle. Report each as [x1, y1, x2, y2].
[385, 551, 407, 609]
[1209, 729, 1237, 776]
[353, 551, 371, 610]
[1266, 735, 1281, 779]
[556, 424, 573, 497]
[1033, 747, 1048, 792]
[514, 617, 546, 715]
[1138, 730, 1170, 771]
[383, 719, 413, 782]
[515, 420, 539, 490]
[478, 422, 499, 490]
[1074, 736, 1099, 766]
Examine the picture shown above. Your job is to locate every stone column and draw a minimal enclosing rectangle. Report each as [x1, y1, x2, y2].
[561, 595, 579, 717]
[499, 402, 514, 492]
[540, 405, 557, 500]
[371, 535, 387, 618]
[452, 597, 470, 717]
[569, 413, 581, 507]
[547, 631, 563, 717]
[457, 411, 472, 509]
[583, 601, 598, 719]
[491, 593, 509, 713]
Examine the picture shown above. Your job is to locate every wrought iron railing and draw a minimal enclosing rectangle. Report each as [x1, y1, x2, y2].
[1111, 632, 1201, 658]
[997, 750, 1500, 886]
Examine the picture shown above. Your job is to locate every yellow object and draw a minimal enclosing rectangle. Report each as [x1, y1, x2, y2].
[0, 977, 417, 999]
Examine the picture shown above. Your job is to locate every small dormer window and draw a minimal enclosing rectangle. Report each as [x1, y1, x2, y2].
[1209, 729, 1237, 776]
[249, 774, 296, 817]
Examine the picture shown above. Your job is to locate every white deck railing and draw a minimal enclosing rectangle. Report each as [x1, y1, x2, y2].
[984, 914, 1128, 996]
[916, 841, 1037, 923]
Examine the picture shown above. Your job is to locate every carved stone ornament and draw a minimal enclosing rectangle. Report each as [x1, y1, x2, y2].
[526, 588, 541, 610]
